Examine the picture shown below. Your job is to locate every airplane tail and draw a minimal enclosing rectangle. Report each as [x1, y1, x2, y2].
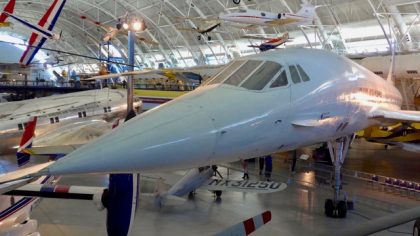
[0, 0, 15, 22]
[17, 116, 37, 167]
[296, 4, 316, 19]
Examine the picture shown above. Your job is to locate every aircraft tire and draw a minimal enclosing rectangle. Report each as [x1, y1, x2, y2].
[413, 219, 420, 236]
[215, 190, 222, 198]
[208, 36, 212, 41]
[324, 199, 334, 217]
[233, 0, 241, 4]
[337, 200, 347, 218]
[197, 35, 201, 40]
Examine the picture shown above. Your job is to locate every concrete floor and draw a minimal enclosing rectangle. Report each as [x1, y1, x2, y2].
[1, 139, 419, 235]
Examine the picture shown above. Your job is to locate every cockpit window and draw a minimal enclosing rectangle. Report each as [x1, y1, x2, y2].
[297, 65, 310, 82]
[207, 60, 245, 85]
[289, 65, 301, 84]
[270, 70, 288, 88]
[240, 61, 283, 90]
[224, 60, 263, 86]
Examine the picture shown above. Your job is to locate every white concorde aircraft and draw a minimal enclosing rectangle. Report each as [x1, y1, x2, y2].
[1, 48, 420, 219]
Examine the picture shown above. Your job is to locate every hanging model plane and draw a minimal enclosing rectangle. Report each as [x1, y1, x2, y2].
[1, 48, 420, 234]
[79, 14, 159, 45]
[177, 22, 221, 41]
[243, 32, 291, 51]
[0, 0, 66, 65]
[219, 4, 315, 28]
[0, 88, 142, 154]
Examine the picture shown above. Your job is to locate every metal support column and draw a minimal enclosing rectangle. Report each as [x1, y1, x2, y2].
[126, 30, 136, 120]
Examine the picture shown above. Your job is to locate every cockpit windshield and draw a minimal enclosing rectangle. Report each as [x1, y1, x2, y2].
[204, 59, 287, 91]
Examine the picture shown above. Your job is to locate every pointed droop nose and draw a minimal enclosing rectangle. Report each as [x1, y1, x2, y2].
[44, 98, 218, 175]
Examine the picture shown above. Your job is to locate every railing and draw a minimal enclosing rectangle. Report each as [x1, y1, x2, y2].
[0, 80, 92, 89]
[134, 83, 198, 91]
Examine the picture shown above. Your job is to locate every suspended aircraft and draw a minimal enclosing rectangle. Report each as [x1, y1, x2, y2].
[1, 48, 420, 234]
[177, 22, 221, 41]
[244, 32, 291, 51]
[219, 4, 315, 28]
[0, 0, 66, 65]
[80, 14, 159, 45]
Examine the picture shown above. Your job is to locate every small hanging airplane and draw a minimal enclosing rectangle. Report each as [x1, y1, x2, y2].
[177, 22, 221, 41]
[0, 0, 66, 65]
[219, 4, 315, 28]
[80, 14, 159, 45]
[244, 32, 290, 51]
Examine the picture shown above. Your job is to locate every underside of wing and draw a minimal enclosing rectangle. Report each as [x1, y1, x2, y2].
[369, 108, 420, 123]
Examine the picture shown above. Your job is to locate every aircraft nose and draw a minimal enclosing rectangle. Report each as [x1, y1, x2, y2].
[44, 100, 217, 175]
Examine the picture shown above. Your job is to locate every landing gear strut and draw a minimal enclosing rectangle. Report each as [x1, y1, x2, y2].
[324, 136, 351, 218]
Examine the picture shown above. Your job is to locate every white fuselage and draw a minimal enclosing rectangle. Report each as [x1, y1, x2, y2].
[43, 48, 402, 176]
[0, 89, 141, 153]
[219, 9, 311, 26]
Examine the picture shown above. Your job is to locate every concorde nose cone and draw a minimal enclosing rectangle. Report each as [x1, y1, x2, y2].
[44, 96, 217, 175]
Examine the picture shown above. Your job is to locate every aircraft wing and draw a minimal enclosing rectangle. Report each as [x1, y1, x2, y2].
[266, 18, 300, 26]
[203, 179, 287, 193]
[176, 27, 199, 32]
[332, 206, 420, 236]
[0, 162, 53, 194]
[369, 107, 420, 122]
[214, 211, 271, 236]
[19, 0, 66, 65]
[136, 36, 159, 45]
[19, 33, 47, 65]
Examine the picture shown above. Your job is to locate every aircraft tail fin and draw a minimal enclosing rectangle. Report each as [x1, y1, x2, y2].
[0, 0, 15, 22]
[17, 116, 37, 167]
[296, 4, 316, 19]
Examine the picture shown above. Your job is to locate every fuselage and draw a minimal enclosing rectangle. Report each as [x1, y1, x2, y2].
[0, 89, 141, 153]
[44, 48, 403, 176]
[220, 9, 311, 26]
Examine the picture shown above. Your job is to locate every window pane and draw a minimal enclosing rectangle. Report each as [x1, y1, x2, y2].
[241, 61, 282, 90]
[270, 70, 288, 88]
[224, 60, 263, 86]
[289, 65, 301, 84]
[207, 60, 244, 85]
[297, 65, 310, 82]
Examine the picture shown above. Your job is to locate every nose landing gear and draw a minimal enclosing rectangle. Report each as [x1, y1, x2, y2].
[324, 136, 352, 218]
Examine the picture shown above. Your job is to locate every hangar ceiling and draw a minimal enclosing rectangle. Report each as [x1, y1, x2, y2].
[1, 0, 420, 70]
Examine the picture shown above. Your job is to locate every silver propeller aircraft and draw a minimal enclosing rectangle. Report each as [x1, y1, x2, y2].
[0, 48, 420, 234]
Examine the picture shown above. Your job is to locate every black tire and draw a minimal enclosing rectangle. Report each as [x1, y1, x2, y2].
[324, 199, 334, 217]
[414, 219, 420, 236]
[197, 35, 201, 40]
[233, 0, 241, 4]
[215, 190, 222, 197]
[337, 200, 347, 218]
[208, 36, 212, 41]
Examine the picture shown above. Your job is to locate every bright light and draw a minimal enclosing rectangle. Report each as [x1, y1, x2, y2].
[122, 23, 129, 30]
[132, 21, 142, 31]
